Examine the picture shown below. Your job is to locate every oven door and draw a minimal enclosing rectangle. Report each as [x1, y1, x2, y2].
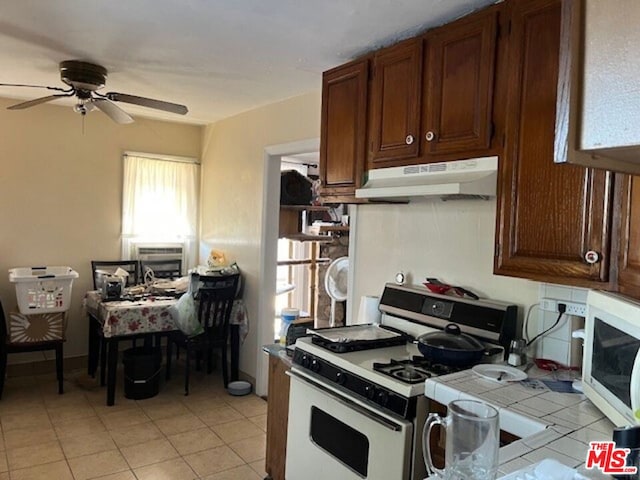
[286, 368, 413, 480]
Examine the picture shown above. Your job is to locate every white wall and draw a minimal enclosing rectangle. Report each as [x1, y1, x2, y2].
[350, 199, 589, 366]
[350, 199, 539, 322]
[199, 91, 321, 388]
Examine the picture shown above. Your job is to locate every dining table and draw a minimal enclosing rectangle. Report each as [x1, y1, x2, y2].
[85, 290, 246, 405]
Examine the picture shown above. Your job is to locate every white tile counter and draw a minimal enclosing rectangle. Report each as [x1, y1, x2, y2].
[424, 367, 615, 478]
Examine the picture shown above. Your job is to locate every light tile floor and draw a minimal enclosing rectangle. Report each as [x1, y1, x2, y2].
[0, 365, 268, 480]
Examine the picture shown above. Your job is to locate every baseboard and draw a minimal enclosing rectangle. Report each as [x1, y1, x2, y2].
[237, 371, 256, 385]
[5, 354, 256, 387]
[6, 355, 88, 378]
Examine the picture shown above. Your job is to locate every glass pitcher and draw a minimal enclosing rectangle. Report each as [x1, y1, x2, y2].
[423, 399, 499, 480]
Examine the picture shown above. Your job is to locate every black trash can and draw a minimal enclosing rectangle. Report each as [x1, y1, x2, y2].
[122, 346, 162, 400]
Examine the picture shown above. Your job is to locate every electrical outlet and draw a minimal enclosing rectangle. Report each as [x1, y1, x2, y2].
[562, 301, 587, 317]
[540, 298, 587, 317]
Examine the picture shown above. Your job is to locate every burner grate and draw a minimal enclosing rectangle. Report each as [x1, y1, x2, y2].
[373, 357, 468, 383]
[392, 366, 430, 382]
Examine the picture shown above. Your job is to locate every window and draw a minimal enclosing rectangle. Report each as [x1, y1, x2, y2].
[276, 238, 310, 311]
[121, 152, 199, 269]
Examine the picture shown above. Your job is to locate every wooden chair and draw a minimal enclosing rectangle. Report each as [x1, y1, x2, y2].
[89, 260, 141, 386]
[140, 258, 184, 361]
[0, 299, 64, 399]
[140, 258, 183, 280]
[91, 260, 140, 289]
[167, 273, 240, 395]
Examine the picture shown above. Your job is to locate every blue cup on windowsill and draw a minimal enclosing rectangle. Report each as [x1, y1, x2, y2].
[280, 308, 299, 345]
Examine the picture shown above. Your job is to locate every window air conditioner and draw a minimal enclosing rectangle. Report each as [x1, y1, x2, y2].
[132, 242, 186, 272]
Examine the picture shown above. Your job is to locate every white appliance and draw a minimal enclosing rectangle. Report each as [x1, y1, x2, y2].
[583, 290, 640, 427]
[285, 283, 518, 480]
[354, 156, 498, 201]
[132, 242, 185, 269]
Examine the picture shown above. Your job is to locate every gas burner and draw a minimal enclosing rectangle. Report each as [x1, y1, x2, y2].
[373, 358, 431, 384]
[393, 366, 430, 382]
[373, 357, 469, 383]
[410, 356, 472, 376]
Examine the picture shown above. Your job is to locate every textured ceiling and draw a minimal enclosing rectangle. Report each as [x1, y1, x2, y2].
[0, 0, 496, 125]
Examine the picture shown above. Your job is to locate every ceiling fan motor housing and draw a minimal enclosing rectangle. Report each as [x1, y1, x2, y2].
[59, 60, 107, 91]
[2, 59, 187, 122]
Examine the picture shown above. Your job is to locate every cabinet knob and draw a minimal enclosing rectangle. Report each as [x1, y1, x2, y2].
[584, 250, 601, 264]
[425, 131, 435, 142]
[405, 135, 414, 145]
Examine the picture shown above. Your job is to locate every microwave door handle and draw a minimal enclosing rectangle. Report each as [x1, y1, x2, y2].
[630, 347, 640, 422]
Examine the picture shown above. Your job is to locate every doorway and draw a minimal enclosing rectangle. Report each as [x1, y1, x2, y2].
[256, 138, 319, 396]
[276, 153, 319, 334]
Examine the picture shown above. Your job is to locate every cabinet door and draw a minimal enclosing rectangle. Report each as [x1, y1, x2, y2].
[369, 38, 422, 165]
[423, 9, 498, 156]
[319, 59, 368, 199]
[495, 0, 612, 286]
[618, 175, 640, 297]
[265, 354, 290, 480]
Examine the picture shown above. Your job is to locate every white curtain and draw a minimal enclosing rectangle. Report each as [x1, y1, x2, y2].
[121, 154, 199, 268]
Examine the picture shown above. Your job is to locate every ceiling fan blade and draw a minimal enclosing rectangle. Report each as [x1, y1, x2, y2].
[0, 82, 71, 92]
[106, 92, 188, 115]
[7, 93, 72, 110]
[92, 98, 134, 124]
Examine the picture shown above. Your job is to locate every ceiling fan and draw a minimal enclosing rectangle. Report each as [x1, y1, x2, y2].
[0, 60, 188, 124]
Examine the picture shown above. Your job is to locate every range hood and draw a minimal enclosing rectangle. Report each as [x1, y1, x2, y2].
[355, 156, 498, 201]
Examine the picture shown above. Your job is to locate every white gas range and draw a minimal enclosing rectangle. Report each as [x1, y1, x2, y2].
[285, 283, 520, 480]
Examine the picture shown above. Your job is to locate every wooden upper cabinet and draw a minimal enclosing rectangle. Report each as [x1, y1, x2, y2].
[367, 6, 502, 169]
[618, 175, 640, 297]
[495, 0, 613, 287]
[423, 9, 498, 156]
[319, 59, 369, 199]
[368, 39, 423, 165]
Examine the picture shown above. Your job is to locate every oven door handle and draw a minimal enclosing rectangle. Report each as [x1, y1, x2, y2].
[286, 369, 404, 432]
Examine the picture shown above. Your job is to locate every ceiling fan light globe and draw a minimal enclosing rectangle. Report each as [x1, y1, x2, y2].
[73, 103, 87, 115]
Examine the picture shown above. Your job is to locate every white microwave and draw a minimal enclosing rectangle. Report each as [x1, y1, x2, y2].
[583, 290, 640, 427]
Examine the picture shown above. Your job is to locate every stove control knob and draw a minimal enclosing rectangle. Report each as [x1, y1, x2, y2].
[376, 390, 389, 407]
[300, 355, 310, 368]
[432, 301, 446, 316]
[335, 371, 347, 385]
[364, 385, 376, 400]
[310, 359, 321, 373]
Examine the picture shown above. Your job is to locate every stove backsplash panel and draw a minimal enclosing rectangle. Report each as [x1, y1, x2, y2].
[350, 201, 537, 327]
[349, 201, 585, 371]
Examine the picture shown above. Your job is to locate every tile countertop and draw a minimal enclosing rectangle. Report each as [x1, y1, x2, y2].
[424, 366, 615, 479]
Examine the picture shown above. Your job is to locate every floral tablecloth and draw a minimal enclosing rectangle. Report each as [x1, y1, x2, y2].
[84, 291, 249, 341]
[85, 291, 177, 337]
